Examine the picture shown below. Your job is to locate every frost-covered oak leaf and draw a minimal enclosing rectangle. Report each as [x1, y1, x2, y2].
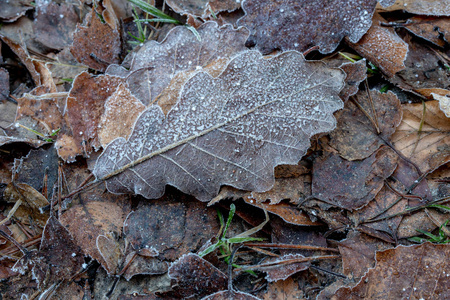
[93, 51, 345, 202]
[237, 0, 396, 54]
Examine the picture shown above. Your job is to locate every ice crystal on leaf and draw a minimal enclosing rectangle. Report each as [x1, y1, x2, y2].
[93, 51, 345, 201]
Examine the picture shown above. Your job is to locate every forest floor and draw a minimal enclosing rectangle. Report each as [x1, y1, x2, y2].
[0, 0, 449, 299]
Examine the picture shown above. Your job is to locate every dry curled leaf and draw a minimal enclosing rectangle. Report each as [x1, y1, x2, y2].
[94, 51, 345, 201]
[237, 0, 396, 54]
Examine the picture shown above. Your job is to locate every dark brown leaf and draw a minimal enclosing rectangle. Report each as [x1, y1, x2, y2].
[330, 90, 402, 160]
[404, 16, 450, 47]
[167, 253, 228, 299]
[333, 243, 450, 299]
[237, 0, 396, 54]
[388, 32, 450, 94]
[13, 216, 84, 288]
[66, 72, 123, 156]
[0, 0, 33, 22]
[71, 9, 121, 71]
[338, 231, 392, 281]
[33, 1, 79, 50]
[312, 146, 398, 210]
[123, 193, 220, 261]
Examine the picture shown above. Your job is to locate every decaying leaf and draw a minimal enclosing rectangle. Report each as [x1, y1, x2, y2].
[391, 100, 450, 172]
[71, 8, 121, 71]
[33, 1, 79, 50]
[94, 51, 345, 201]
[347, 14, 408, 77]
[237, 0, 396, 54]
[167, 253, 228, 299]
[378, 0, 450, 16]
[329, 90, 402, 160]
[0, 0, 33, 22]
[123, 193, 220, 261]
[388, 32, 450, 94]
[333, 243, 450, 299]
[59, 198, 129, 269]
[313, 147, 398, 210]
[338, 231, 392, 281]
[12, 216, 84, 289]
[337, 60, 368, 102]
[404, 16, 450, 47]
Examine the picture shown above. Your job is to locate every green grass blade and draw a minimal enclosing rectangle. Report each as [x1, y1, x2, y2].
[127, 0, 181, 24]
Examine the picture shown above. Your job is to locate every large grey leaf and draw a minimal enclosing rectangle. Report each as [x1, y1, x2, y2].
[93, 51, 345, 201]
[107, 22, 249, 106]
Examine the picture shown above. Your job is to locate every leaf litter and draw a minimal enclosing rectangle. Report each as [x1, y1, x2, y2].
[1, 0, 450, 299]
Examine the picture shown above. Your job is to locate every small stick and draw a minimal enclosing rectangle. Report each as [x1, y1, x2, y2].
[235, 255, 340, 271]
[244, 243, 339, 253]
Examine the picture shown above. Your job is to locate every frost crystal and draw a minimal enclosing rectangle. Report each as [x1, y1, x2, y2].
[94, 51, 345, 201]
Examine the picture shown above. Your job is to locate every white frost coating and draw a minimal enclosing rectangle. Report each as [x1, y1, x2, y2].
[238, 0, 397, 54]
[107, 22, 249, 106]
[93, 51, 345, 202]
